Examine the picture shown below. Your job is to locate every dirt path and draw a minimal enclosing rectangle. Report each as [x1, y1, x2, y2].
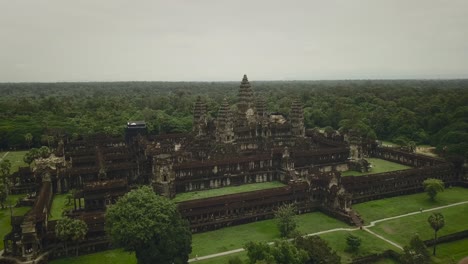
[188, 200, 468, 262]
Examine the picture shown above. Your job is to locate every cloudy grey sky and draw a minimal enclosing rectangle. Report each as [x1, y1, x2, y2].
[1, 0, 467, 82]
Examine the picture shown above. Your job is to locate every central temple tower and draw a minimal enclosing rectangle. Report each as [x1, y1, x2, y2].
[237, 74, 256, 125]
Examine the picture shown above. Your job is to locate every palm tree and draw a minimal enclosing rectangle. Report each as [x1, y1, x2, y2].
[24, 133, 33, 149]
[428, 212, 445, 256]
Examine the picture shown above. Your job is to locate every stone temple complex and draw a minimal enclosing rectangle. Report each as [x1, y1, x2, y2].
[2, 75, 465, 261]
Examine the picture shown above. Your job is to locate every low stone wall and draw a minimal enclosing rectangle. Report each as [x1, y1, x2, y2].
[46, 238, 111, 261]
[177, 181, 320, 233]
[424, 229, 468, 247]
[351, 250, 400, 264]
[344, 146, 457, 203]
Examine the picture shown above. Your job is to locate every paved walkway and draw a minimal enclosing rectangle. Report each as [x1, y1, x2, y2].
[0, 151, 9, 162]
[188, 200, 468, 262]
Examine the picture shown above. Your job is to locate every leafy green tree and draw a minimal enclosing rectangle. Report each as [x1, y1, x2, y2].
[0, 181, 7, 209]
[400, 234, 430, 264]
[228, 256, 244, 264]
[23, 148, 38, 165]
[0, 159, 11, 194]
[39, 146, 51, 158]
[428, 212, 445, 256]
[423, 179, 444, 201]
[275, 204, 297, 238]
[294, 236, 341, 264]
[245, 241, 274, 264]
[346, 234, 361, 253]
[245, 240, 308, 264]
[106, 186, 192, 264]
[55, 217, 88, 256]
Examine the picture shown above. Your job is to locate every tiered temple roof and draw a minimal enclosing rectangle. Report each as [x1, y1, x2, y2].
[237, 74, 254, 114]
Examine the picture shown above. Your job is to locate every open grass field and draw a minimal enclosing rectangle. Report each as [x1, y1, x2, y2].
[196, 252, 248, 264]
[432, 238, 468, 263]
[191, 211, 348, 257]
[173, 181, 286, 202]
[50, 193, 74, 220]
[320, 230, 399, 263]
[0, 150, 28, 173]
[341, 158, 411, 177]
[0, 206, 31, 250]
[370, 203, 468, 246]
[353, 187, 468, 222]
[49, 248, 136, 264]
[49, 211, 348, 264]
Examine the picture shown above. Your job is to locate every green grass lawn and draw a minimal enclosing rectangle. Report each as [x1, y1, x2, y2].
[173, 181, 286, 202]
[50, 193, 74, 220]
[49, 212, 348, 264]
[1, 150, 29, 173]
[342, 158, 411, 176]
[353, 187, 468, 222]
[6, 193, 27, 206]
[320, 230, 400, 263]
[432, 238, 468, 263]
[0, 206, 31, 250]
[370, 203, 468, 246]
[190, 211, 348, 257]
[49, 248, 136, 264]
[196, 251, 248, 264]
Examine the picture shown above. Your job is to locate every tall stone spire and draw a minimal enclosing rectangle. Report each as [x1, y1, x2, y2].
[290, 99, 305, 137]
[237, 74, 254, 115]
[215, 98, 234, 143]
[193, 96, 207, 136]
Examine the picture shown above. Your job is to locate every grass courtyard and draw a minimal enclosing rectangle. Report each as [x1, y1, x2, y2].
[173, 181, 286, 202]
[49, 211, 349, 264]
[320, 230, 399, 263]
[49, 248, 136, 264]
[341, 158, 411, 177]
[190, 211, 348, 257]
[369, 203, 468, 246]
[0, 150, 29, 173]
[432, 238, 468, 263]
[50, 193, 74, 220]
[353, 187, 468, 222]
[0, 205, 31, 250]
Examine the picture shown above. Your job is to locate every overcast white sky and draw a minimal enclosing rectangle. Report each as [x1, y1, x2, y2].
[0, 0, 467, 82]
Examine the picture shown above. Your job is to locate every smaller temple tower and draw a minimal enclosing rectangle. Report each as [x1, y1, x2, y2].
[193, 96, 208, 136]
[290, 99, 305, 137]
[152, 154, 176, 198]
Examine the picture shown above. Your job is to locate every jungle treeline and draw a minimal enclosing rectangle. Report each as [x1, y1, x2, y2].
[0, 79, 467, 158]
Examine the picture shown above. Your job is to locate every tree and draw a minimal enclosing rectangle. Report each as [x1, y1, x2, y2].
[244, 240, 308, 264]
[24, 133, 33, 149]
[0, 159, 11, 194]
[423, 178, 444, 201]
[23, 148, 41, 165]
[55, 217, 88, 256]
[39, 146, 50, 158]
[0, 181, 7, 209]
[346, 234, 361, 253]
[294, 236, 341, 264]
[275, 204, 297, 238]
[428, 212, 445, 256]
[228, 256, 244, 264]
[106, 186, 192, 264]
[400, 234, 430, 264]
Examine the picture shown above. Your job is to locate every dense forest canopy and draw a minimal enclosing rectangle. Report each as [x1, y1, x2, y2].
[1, 79, 467, 158]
